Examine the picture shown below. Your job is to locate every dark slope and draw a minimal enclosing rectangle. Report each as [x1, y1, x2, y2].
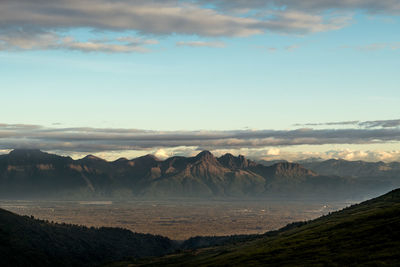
[116, 188, 400, 266]
[0, 149, 86, 197]
[0, 208, 176, 267]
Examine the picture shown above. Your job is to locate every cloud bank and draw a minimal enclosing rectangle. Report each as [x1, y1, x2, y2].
[1, 119, 400, 153]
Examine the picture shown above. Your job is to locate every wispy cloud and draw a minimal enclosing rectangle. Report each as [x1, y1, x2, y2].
[0, 30, 158, 53]
[285, 44, 300, 51]
[200, 0, 400, 14]
[255, 44, 299, 52]
[176, 41, 226, 48]
[341, 42, 400, 51]
[294, 119, 400, 128]
[359, 119, 400, 128]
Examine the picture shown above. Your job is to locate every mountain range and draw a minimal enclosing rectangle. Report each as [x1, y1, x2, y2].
[0, 149, 398, 200]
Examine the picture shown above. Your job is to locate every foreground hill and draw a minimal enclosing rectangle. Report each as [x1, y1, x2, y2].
[0, 208, 176, 267]
[111, 188, 400, 266]
[0, 149, 396, 200]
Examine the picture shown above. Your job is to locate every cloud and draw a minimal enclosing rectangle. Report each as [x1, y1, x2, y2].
[359, 119, 400, 128]
[257, 148, 400, 163]
[0, 0, 264, 37]
[0, 29, 158, 53]
[1, 120, 400, 153]
[255, 45, 300, 52]
[2, 122, 400, 162]
[200, 0, 400, 14]
[294, 120, 360, 127]
[0, 0, 358, 52]
[295, 119, 400, 128]
[285, 44, 300, 51]
[266, 148, 281, 156]
[259, 11, 350, 34]
[176, 41, 226, 48]
[340, 42, 400, 51]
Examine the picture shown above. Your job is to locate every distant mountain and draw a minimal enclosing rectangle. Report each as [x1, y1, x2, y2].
[0, 208, 176, 267]
[257, 159, 288, 167]
[301, 158, 400, 179]
[0, 149, 397, 200]
[114, 188, 400, 266]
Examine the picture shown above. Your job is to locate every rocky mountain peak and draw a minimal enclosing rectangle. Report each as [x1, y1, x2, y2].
[83, 155, 104, 161]
[7, 149, 58, 164]
[136, 154, 159, 161]
[194, 150, 215, 161]
[218, 153, 257, 170]
[271, 162, 317, 177]
[9, 149, 45, 157]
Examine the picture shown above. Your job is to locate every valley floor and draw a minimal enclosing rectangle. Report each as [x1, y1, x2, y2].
[0, 199, 345, 240]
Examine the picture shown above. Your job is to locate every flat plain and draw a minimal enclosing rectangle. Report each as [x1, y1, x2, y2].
[0, 199, 345, 240]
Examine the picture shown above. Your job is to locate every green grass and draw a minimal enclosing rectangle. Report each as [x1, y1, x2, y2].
[110, 189, 400, 266]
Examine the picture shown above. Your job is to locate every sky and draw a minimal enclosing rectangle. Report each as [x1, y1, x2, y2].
[1, 0, 400, 162]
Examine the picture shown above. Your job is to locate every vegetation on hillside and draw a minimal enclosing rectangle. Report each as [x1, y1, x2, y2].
[0, 209, 177, 267]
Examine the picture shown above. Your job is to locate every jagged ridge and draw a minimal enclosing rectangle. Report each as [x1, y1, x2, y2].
[0, 149, 396, 199]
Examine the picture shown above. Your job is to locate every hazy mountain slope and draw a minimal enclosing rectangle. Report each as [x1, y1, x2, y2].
[302, 158, 400, 178]
[0, 208, 176, 267]
[115, 188, 400, 266]
[0, 149, 396, 199]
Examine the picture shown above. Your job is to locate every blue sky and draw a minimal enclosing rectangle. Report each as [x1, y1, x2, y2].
[1, 0, 400, 161]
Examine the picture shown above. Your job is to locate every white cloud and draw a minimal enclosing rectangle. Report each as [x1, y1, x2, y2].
[267, 148, 281, 156]
[154, 148, 171, 159]
[257, 148, 400, 163]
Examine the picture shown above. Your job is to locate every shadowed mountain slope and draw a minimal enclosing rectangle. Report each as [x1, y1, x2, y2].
[0, 149, 397, 199]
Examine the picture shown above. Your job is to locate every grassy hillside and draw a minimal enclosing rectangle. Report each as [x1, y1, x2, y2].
[112, 188, 400, 266]
[0, 209, 177, 267]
